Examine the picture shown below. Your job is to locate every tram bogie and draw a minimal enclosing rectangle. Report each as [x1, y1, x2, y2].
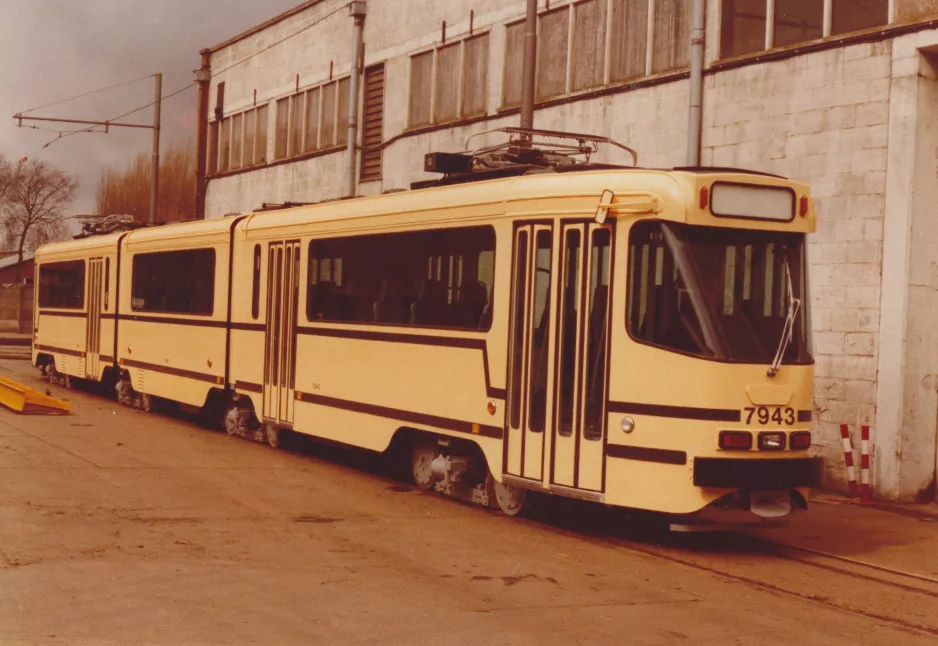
[32, 131, 821, 530]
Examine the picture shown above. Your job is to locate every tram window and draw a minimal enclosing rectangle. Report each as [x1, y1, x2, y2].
[306, 225, 495, 330]
[104, 258, 110, 310]
[130, 248, 216, 315]
[251, 244, 261, 319]
[38, 260, 85, 309]
[510, 231, 529, 430]
[557, 230, 581, 438]
[626, 221, 811, 365]
[583, 229, 611, 441]
[527, 230, 552, 434]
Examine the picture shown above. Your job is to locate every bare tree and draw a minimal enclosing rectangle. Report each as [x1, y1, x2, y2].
[96, 143, 196, 223]
[1, 159, 77, 280]
[0, 154, 11, 204]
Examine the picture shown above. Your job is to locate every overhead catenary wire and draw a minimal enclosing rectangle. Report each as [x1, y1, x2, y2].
[18, 73, 154, 115]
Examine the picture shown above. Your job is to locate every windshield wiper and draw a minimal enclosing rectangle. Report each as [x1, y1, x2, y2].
[768, 261, 802, 377]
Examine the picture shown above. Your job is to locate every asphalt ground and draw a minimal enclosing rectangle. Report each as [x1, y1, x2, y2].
[0, 356, 934, 645]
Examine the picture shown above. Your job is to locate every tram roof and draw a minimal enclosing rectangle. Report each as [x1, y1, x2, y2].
[35, 231, 124, 260]
[239, 167, 813, 235]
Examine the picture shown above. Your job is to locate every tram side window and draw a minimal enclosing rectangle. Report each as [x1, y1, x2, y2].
[38, 260, 85, 309]
[251, 244, 261, 319]
[131, 249, 216, 315]
[306, 225, 496, 331]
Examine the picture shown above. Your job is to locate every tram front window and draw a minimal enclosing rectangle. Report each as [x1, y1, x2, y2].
[627, 221, 812, 365]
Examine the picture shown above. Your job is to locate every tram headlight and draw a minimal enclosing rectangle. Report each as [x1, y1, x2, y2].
[759, 432, 786, 451]
[620, 417, 635, 434]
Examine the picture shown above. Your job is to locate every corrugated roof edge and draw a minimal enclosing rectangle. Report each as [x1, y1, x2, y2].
[204, 0, 328, 54]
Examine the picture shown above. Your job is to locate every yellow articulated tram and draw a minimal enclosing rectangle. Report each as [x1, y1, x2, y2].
[33, 130, 819, 530]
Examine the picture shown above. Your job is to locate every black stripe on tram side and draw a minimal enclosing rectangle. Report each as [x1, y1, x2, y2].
[295, 325, 507, 400]
[230, 321, 267, 332]
[294, 390, 504, 440]
[37, 309, 86, 319]
[234, 380, 263, 393]
[606, 444, 688, 466]
[225, 215, 250, 389]
[607, 400, 742, 423]
[35, 344, 85, 358]
[120, 357, 223, 385]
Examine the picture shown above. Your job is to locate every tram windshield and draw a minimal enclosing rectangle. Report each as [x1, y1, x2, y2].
[627, 221, 812, 365]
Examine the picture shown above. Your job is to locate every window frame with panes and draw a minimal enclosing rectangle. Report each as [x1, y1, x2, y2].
[407, 31, 491, 129]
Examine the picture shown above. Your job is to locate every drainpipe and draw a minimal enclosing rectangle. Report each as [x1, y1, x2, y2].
[686, 0, 705, 166]
[345, 1, 367, 198]
[519, 0, 538, 142]
[194, 50, 211, 220]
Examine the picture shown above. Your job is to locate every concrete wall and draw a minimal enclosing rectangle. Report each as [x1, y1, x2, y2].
[202, 0, 938, 500]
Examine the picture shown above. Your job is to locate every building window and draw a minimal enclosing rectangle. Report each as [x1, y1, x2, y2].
[230, 112, 243, 171]
[243, 108, 256, 167]
[321, 81, 338, 147]
[304, 87, 320, 152]
[207, 120, 218, 175]
[409, 33, 491, 128]
[131, 249, 216, 316]
[435, 43, 461, 123]
[409, 50, 434, 127]
[720, 0, 889, 58]
[573, 0, 608, 92]
[336, 77, 350, 146]
[219, 117, 231, 173]
[610, 0, 649, 81]
[256, 104, 269, 164]
[775, 1, 823, 48]
[652, 0, 690, 73]
[832, 0, 889, 35]
[537, 7, 570, 100]
[275, 98, 289, 161]
[38, 260, 85, 309]
[502, 21, 525, 108]
[462, 35, 489, 117]
[290, 93, 305, 156]
[307, 225, 496, 331]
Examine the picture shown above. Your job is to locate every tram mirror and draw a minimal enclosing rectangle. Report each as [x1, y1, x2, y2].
[595, 189, 615, 224]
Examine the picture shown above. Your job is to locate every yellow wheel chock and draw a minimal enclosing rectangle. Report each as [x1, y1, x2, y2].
[0, 375, 71, 415]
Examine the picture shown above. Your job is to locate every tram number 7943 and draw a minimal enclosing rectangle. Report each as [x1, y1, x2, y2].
[744, 406, 796, 426]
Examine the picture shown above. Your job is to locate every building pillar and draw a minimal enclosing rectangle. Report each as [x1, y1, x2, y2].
[875, 36, 938, 501]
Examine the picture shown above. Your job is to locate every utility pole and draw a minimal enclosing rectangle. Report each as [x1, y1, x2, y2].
[150, 73, 162, 225]
[519, 0, 538, 143]
[12, 73, 164, 226]
[345, 1, 367, 198]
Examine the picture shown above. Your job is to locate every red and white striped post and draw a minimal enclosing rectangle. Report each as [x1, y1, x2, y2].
[860, 425, 872, 503]
[840, 423, 858, 498]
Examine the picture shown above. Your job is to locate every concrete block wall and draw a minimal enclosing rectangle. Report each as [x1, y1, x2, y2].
[701, 41, 892, 488]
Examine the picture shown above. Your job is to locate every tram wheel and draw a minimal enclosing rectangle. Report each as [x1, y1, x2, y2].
[493, 480, 527, 516]
[411, 436, 436, 491]
[265, 423, 281, 449]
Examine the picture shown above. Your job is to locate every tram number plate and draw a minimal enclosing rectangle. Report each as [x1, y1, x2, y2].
[744, 406, 796, 426]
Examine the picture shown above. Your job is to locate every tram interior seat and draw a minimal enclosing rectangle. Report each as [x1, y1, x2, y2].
[374, 282, 412, 324]
[455, 280, 488, 329]
[411, 279, 451, 326]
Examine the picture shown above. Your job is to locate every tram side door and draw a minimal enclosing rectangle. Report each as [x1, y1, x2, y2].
[505, 225, 554, 482]
[85, 257, 104, 379]
[550, 223, 613, 492]
[262, 241, 300, 425]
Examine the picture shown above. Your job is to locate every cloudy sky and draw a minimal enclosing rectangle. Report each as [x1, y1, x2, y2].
[0, 0, 300, 218]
